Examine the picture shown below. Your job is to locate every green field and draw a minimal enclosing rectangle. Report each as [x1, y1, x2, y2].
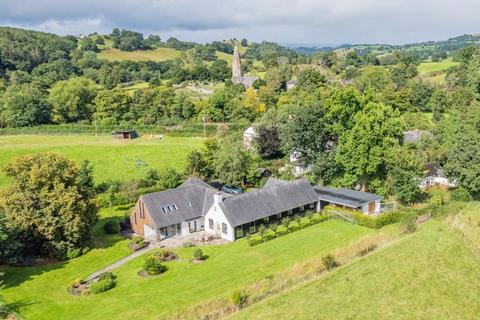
[0, 135, 204, 188]
[230, 220, 480, 320]
[98, 47, 181, 62]
[417, 58, 457, 74]
[0, 212, 373, 319]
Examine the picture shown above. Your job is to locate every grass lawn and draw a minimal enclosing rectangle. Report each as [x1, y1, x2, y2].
[230, 220, 480, 320]
[1, 220, 374, 319]
[98, 48, 181, 62]
[0, 135, 204, 188]
[417, 58, 457, 74]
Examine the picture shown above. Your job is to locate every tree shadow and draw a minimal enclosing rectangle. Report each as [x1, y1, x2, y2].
[0, 260, 67, 289]
[1, 298, 37, 318]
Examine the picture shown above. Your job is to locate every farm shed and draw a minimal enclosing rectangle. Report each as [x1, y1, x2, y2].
[112, 130, 139, 139]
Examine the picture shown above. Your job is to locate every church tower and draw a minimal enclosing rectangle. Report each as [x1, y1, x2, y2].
[232, 45, 242, 79]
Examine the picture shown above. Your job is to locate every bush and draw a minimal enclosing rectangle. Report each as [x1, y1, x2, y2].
[287, 222, 301, 233]
[262, 231, 276, 242]
[375, 211, 402, 228]
[90, 272, 116, 294]
[322, 254, 337, 271]
[193, 248, 204, 260]
[143, 255, 166, 275]
[182, 241, 195, 248]
[131, 236, 144, 244]
[275, 227, 289, 237]
[66, 248, 83, 260]
[103, 220, 120, 234]
[248, 235, 263, 247]
[451, 187, 470, 202]
[402, 210, 418, 233]
[230, 290, 248, 309]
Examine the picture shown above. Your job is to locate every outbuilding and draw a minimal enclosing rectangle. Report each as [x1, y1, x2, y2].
[112, 130, 139, 140]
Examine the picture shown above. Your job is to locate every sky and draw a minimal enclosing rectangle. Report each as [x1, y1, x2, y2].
[0, 0, 479, 46]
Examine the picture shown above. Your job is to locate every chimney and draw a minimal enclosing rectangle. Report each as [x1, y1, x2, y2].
[214, 191, 223, 205]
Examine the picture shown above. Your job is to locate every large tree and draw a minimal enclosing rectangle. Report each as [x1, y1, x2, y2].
[0, 153, 98, 259]
[0, 84, 51, 127]
[445, 129, 480, 194]
[336, 102, 403, 192]
[49, 77, 97, 123]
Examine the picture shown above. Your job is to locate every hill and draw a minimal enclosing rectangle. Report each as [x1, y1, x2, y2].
[97, 47, 181, 62]
[230, 220, 480, 320]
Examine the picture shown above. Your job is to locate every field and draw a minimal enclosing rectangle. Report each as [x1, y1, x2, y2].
[0, 213, 373, 319]
[230, 220, 480, 320]
[97, 48, 181, 62]
[0, 135, 204, 188]
[417, 58, 457, 74]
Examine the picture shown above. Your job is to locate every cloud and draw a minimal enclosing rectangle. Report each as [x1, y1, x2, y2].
[0, 0, 479, 44]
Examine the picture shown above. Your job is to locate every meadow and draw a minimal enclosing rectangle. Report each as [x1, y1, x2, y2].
[230, 219, 480, 320]
[0, 135, 204, 188]
[97, 47, 181, 62]
[417, 58, 457, 74]
[0, 209, 373, 319]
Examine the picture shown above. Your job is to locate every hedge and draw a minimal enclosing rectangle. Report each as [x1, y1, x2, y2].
[248, 212, 332, 246]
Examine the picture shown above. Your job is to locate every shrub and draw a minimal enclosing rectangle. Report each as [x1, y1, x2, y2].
[193, 248, 204, 260]
[131, 236, 144, 244]
[269, 223, 278, 233]
[375, 211, 402, 228]
[262, 231, 276, 242]
[248, 235, 263, 247]
[66, 248, 83, 260]
[322, 254, 337, 270]
[451, 187, 470, 202]
[90, 272, 116, 294]
[258, 224, 266, 237]
[182, 241, 195, 248]
[230, 290, 248, 309]
[281, 217, 291, 229]
[275, 227, 289, 237]
[288, 222, 301, 233]
[103, 220, 120, 234]
[143, 255, 166, 275]
[402, 210, 418, 233]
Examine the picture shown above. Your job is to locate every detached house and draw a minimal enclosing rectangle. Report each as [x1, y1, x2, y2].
[131, 177, 383, 242]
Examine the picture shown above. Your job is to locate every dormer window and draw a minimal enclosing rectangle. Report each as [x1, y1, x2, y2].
[186, 201, 191, 207]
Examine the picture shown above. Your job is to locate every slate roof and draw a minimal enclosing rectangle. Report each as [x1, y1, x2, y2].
[263, 177, 288, 188]
[141, 177, 215, 228]
[314, 185, 382, 208]
[219, 179, 319, 227]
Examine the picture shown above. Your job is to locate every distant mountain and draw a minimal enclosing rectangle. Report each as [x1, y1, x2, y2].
[291, 34, 480, 56]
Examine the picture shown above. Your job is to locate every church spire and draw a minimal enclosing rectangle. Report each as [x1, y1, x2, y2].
[232, 45, 242, 79]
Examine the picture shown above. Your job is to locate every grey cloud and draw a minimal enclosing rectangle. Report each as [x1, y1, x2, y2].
[0, 0, 479, 44]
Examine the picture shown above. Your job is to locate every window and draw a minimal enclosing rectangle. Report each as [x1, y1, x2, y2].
[167, 205, 173, 212]
[209, 218, 213, 230]
[161, 206, 167, 213]
[172, 203, 178, 210]
[222, 223, 227, 235]
[140, 201, 145, 218]
[186, 201, 192, 207]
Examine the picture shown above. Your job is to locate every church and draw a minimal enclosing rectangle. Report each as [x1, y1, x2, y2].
[231, 45, 258, 88]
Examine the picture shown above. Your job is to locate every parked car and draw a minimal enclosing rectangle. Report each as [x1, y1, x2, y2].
[222, 184, 243, 195]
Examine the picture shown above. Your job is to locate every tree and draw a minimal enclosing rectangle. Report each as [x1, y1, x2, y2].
[49, 77, 97, 123]
[241, 38, 248, 47]
[243, 87, 266, 116]
[0, 84, 51, 127]
[94, 88, 131, 125]
[336, 102, 403, 192]
[0, 153, 98, 259]
[391, 168, 423, 204]
[157, 168, 182, 190]
[281, 103, 331, 165]
[213, 139, 252, 185]
[184, 150, 209, 179]
[445, 129, 480, 194]
[253, 125, 282, 158]
[428, 89, 448, 121]
[297, 68, 326, 90]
